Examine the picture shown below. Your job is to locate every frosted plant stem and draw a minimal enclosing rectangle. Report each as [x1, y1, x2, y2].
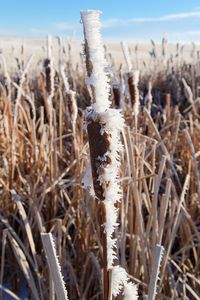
[121, 41, 132, 72]
[81, 10, 110, 113]
[81, 10, 111, 300]
[41, 233, 69, 300]
[147, 244, 164, 300]
[81, 10, 138, 300]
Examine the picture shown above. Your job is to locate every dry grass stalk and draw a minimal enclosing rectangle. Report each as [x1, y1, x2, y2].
[7, 232, 40, 300]
[165, 93, 171, 121]
[147, 244, 164, 300]
[121, 41, 133, 72]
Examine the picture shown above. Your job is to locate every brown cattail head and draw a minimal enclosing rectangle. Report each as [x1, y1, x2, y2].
[127, 72, 136, 107]
[44, 58, 51, 95]
[87, 111, 111, 201]
[165, 93, 171, 121]
[112, 83, 121, 108]
[127, 70, 140, 113]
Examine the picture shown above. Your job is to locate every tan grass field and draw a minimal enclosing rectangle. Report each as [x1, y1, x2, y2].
[0, 30, 199, 300]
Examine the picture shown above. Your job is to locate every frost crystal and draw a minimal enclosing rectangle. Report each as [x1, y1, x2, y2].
[121, 41, 133, 72]
[111, 266, 138, 299]
[124, 282, 139, 300]
[82, 159, 95, 196]
[132, 70, 140, 117]
[80, 10, 111, 113]
[98, 108, 124, 267]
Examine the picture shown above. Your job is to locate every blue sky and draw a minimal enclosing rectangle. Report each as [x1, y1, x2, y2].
[1, 0, 200, 42]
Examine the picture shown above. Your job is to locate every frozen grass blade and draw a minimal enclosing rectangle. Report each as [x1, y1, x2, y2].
[41, 233, 69, 300]
[147, 244, 164, 300]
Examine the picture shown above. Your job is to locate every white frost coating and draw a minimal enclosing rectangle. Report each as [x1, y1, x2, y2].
[47, 34, 52, 59]
[97, 108, 124, 267]
[182, 78, 193, 104]
[46, 35, 55, 102]
[81, 10, 138, 297]
[132, 70, 139, 86]
[111, 266, 127, 297]
[69, 91, 78, 133]
[60, 64, 77, 129]
[132, 70, 140, 117]
[144, 81, 153, 113]
[41, 233, 69, 300]
[82, 159, 95, 196]
[111, 266, 138, 299]
[60, 65, 70, 92]
[124, 282, 139, 300]
[81, 10, 111, 113]
[121, 41, 133, 72]
[147, 244, 164, 300]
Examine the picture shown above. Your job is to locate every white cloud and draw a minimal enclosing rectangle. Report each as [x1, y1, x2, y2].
[102, 10, 200, 28]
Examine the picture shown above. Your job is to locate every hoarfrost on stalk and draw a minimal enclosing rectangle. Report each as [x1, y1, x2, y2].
[41, 233, 69, 300]
[60, 65, 70, 92]
[144, 81, 153, 113]
[121, 41, 133, 72]
[82, 160, 95, 196]
[96, 108, 124, 267]
[147, 244, 164, 300]
[111, 266, 138, 299]
[47, 34, 52, 59]
[124, 282, 139, 300]
[81, 9, 138, 298]
[132, 70, 140, 117]
[80, 10, 111, 113]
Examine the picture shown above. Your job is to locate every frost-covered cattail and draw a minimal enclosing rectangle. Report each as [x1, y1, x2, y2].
[127, 70, 140, 132]
[81, 10, 110, 113]
[1, 55, 11, 101]
[144, 81, 153, 113]
[111, 266, 138, 300]
[60, 65, 78, 157]
[112, 83, 121, 108]
[182, 78, 193, 104]
[57, 36, 64, 72]
[121, 41, 133, 72]
[132, 70, 140, 117]
[44, 35, 54, 99]
[182, 78, 197, 114]
[47, 34, 52, 59]
[165, 93, 171, 121]
[81, 10, 138, 300]
[127, 70, 140, 111]
[161, 36, 168, 66]
[60, 64, 78, 127]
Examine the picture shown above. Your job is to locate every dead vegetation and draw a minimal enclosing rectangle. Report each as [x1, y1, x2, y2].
[0, 36, 199, 299]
